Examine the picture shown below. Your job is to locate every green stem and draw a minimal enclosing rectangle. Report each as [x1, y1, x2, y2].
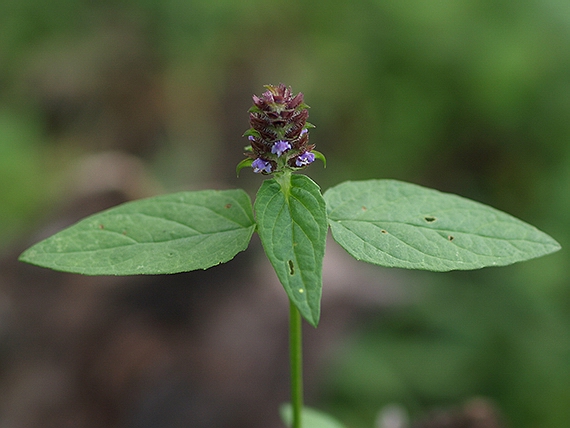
[274, 169, 292, 198]
[289, 299, 303, 428]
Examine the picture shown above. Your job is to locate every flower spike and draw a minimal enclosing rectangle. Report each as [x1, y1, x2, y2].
[238, 84, 321, 175]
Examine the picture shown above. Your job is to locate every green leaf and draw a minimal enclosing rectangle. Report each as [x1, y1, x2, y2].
[19, 189, 256, 275]
[280, 404, 346, 428]
[236, 158, 253, 176]
[242, 128, 261, 138]
[324, 179, 561, 272]
[312, 150, 327, 168]
[254, 174, 327, 327]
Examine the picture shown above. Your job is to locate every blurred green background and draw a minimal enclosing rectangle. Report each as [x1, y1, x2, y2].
[1, 0, 569, 427]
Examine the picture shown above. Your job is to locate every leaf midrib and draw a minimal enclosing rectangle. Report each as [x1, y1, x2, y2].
[331, 218, 551, 245]
[42, 227, 250, 255]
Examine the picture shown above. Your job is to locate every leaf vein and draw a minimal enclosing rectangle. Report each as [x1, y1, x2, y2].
[53, 229, 247, 254]
[334, 219, 548, 245]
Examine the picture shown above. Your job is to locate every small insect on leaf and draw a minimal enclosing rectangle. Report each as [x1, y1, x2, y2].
[424, 216, 437, 223]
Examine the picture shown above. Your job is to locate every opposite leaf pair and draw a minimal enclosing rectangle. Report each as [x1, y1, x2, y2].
[19, 173, 561, 327]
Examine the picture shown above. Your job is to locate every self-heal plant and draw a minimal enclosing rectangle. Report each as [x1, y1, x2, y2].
[20, 84, 561, 428]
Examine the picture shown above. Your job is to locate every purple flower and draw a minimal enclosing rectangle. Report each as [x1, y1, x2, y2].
[248, 135, 255, 142]
[271, 140, 291, 157]
[252, 158, 273, 174]
[295, 152, 315, 167]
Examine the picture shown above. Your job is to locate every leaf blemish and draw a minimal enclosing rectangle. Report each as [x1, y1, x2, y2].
[362, 206, 367, 211]
[448, 235, 455, 241]
[381, 229, 387, 234]
[98, 224, 104, 230]
[424, 216, 437, 223]
[225, 203, 232, 209]
[288, 260, 295, 275]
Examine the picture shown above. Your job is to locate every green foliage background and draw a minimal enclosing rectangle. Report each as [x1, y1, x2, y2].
[1, 0, 569, 426]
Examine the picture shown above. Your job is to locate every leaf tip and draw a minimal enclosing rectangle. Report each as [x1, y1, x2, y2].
[304, 308, 320, 327]
[18, 247, 36, 265]
[312, 150, 326, 168]
[236, 158, 253, 177]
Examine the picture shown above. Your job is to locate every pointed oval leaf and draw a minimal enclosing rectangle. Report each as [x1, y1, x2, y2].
[254, 174, 327, 327]
[19, 189, 256, 275]
[324, 179, 560, 272]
